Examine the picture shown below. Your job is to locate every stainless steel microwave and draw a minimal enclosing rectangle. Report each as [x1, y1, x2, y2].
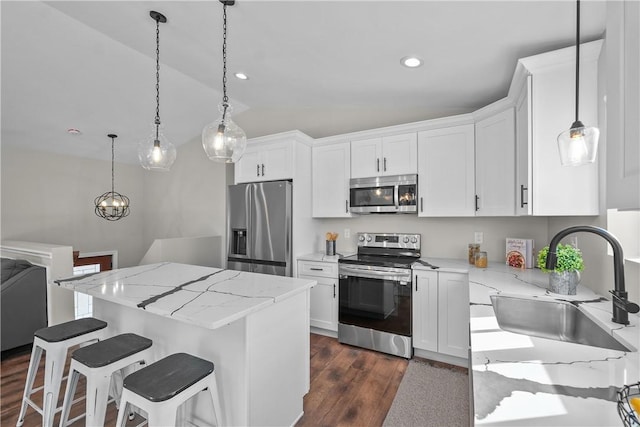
[349, 174, 418, 214]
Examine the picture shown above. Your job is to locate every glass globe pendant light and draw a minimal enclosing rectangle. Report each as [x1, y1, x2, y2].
[138, 11, 177, 171]
[202, 0, 247, 163]
[557, 0, 599, 166]
[95, 134, 130, 221]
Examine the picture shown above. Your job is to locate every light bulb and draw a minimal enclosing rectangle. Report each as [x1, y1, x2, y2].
[138, 123, 177, 171]
[557, 121, 599, 166]
[202, 103, 247, 163]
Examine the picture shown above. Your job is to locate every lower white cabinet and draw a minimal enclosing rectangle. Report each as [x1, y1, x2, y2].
[297, 260, 338, 333]
[413, 269, 469, 360]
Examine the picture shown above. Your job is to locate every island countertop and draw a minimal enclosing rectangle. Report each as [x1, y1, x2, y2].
[56, 262, 316, 330]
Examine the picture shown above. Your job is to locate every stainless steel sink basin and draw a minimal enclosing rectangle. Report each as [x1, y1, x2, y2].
[490, 295, 631, 352]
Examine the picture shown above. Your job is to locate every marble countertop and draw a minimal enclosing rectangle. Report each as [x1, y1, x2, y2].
[415, 258, 639, 426]
[56, 262, 316, 330]
[297, 252, 347, 263]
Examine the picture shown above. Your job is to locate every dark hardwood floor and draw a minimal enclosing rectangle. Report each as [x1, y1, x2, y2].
[1, 334, 408, 426]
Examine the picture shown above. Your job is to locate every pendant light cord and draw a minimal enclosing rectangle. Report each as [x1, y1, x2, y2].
[110, 135, 116, 195]
[155, 16, 161, 140]
[221, 4, 229, 122]
[574, 0, 580, 123]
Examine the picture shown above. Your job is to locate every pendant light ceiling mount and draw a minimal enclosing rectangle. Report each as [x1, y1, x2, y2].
[138, 10, 177, 172]
[202, 0, 247, 163]
[556, 0, 599, 167]
[95, 134, 130, 221]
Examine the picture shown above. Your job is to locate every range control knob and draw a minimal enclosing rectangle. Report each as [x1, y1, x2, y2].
[411, 237, 418, 243]
[358, 235, 365, 242]
[403, 236, 410, 243]
[366, 235, 372, 242]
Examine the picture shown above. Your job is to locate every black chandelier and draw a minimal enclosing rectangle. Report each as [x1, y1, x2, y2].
[95, 134, 130, 221]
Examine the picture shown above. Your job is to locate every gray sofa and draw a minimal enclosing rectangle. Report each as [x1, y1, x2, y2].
[1, 258, 48, 352]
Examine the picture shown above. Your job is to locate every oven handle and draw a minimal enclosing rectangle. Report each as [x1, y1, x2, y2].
[339, 266, 412, 283]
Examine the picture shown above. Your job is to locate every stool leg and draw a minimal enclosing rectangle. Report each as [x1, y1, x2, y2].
[115, 391, 132, 427]
[58, 366, 80, 427]
[17, 344, 43, 426]
[85, 373, 111, 427]
[43, 345, 67, 427]
[207, 374, 223, 427]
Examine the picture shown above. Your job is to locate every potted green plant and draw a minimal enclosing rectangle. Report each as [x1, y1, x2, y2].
[537, 244, 584, 295]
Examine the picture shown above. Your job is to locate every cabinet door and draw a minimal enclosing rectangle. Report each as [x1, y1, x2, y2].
[312, 143, 351, 217]
[475, 108, 515, 216]
[262, 141, 293, 181]
[412, 270, 438, 352]
[235, 148, 262, 184]
[515, 76, 533, 215]
[307, 276, 338, 332]
[350, 138, 382, 178]
[381, 133, 417, 176]
[437, 272, 469, 359]
[607, 0, 640, 210]
[417, 124, 475, 217]
[530, 50, 599, 215]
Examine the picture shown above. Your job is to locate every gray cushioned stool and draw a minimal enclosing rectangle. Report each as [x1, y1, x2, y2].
[59, 333, 153, 427]
[17, 317, 108, 427]
[116, 353, 223, 426]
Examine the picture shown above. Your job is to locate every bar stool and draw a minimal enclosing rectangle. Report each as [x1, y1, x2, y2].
[115, 353, 223, 427]
[58, 333, 153, 427]
[16, 317, 108, 427]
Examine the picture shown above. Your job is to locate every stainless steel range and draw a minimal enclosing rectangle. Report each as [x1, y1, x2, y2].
[338, 232, 420, 358]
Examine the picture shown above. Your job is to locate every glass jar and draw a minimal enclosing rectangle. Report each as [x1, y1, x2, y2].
[468, 244, 480, 264]
[475, 251, 488, 268]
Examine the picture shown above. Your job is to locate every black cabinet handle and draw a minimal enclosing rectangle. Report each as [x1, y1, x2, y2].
[256, 165, 260, 177]
[346, 200, 349, 213]
[520, 185, 528, 208]
[475, 195, 480, 211]
[415, 274, 418, 292]
[383, 157, 387, 172]
[333, 284, 336, 298]
[376, 158, 380, 172]
[420, 197, 424, 213]
[261, 164, 265, 176]
[309, 267, 323, 271]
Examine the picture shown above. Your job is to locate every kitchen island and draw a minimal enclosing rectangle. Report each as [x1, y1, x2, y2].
[421, 258, 639, 426]
[56, 262, 316, 426]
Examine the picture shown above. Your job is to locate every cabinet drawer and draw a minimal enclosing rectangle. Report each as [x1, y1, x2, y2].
[297, 261, 337, 278]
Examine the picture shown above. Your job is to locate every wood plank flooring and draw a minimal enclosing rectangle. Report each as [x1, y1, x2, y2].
[1, 334, 408, 427]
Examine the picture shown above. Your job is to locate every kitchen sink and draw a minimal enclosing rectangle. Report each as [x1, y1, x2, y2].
[490, 295, 631, 352]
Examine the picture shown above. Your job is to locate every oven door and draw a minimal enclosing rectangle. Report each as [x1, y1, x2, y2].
[338, 265, 412, 337]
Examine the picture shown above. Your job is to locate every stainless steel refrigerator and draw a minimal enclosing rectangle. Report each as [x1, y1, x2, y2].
[227, 180, 292, 276]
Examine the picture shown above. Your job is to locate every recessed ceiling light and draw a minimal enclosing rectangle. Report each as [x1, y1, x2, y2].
[234, 72, 249, 80]
[67, 128, 81, 135]
[401, 56, 423, 68]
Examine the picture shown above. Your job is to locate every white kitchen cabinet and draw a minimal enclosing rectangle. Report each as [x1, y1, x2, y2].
[350, 133, 417, 179]
[235, 140, 293, 184]
[513, 40, 601, 216]
[606, 1, 640, 211]
[417, 124, 475, 217]
[475, 108, 516, 216]
[312, 142, 352, 218]
[413, 269, 469, 361]
[297, 260, 338, 334]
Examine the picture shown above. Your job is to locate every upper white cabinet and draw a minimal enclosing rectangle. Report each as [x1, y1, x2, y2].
[417, 124, 475, 217]
[606, 1, 640, 211]
[312, 142, 352, 218]
[475, 107, 516, 216]
[235, 140, 293, 184]
[350, 133, 417, 178]
[513, 40, 602, 216]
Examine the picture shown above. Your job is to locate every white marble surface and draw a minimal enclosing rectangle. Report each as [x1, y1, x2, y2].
[297, 252, 346, 263]
[415, 259, 639, 427]
[56, 262, 316, 330]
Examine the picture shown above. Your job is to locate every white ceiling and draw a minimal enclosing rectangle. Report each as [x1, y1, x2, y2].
[1, 0, 606, 164]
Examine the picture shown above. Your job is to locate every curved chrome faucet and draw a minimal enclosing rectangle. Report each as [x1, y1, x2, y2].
[545, 225, 639, 325]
